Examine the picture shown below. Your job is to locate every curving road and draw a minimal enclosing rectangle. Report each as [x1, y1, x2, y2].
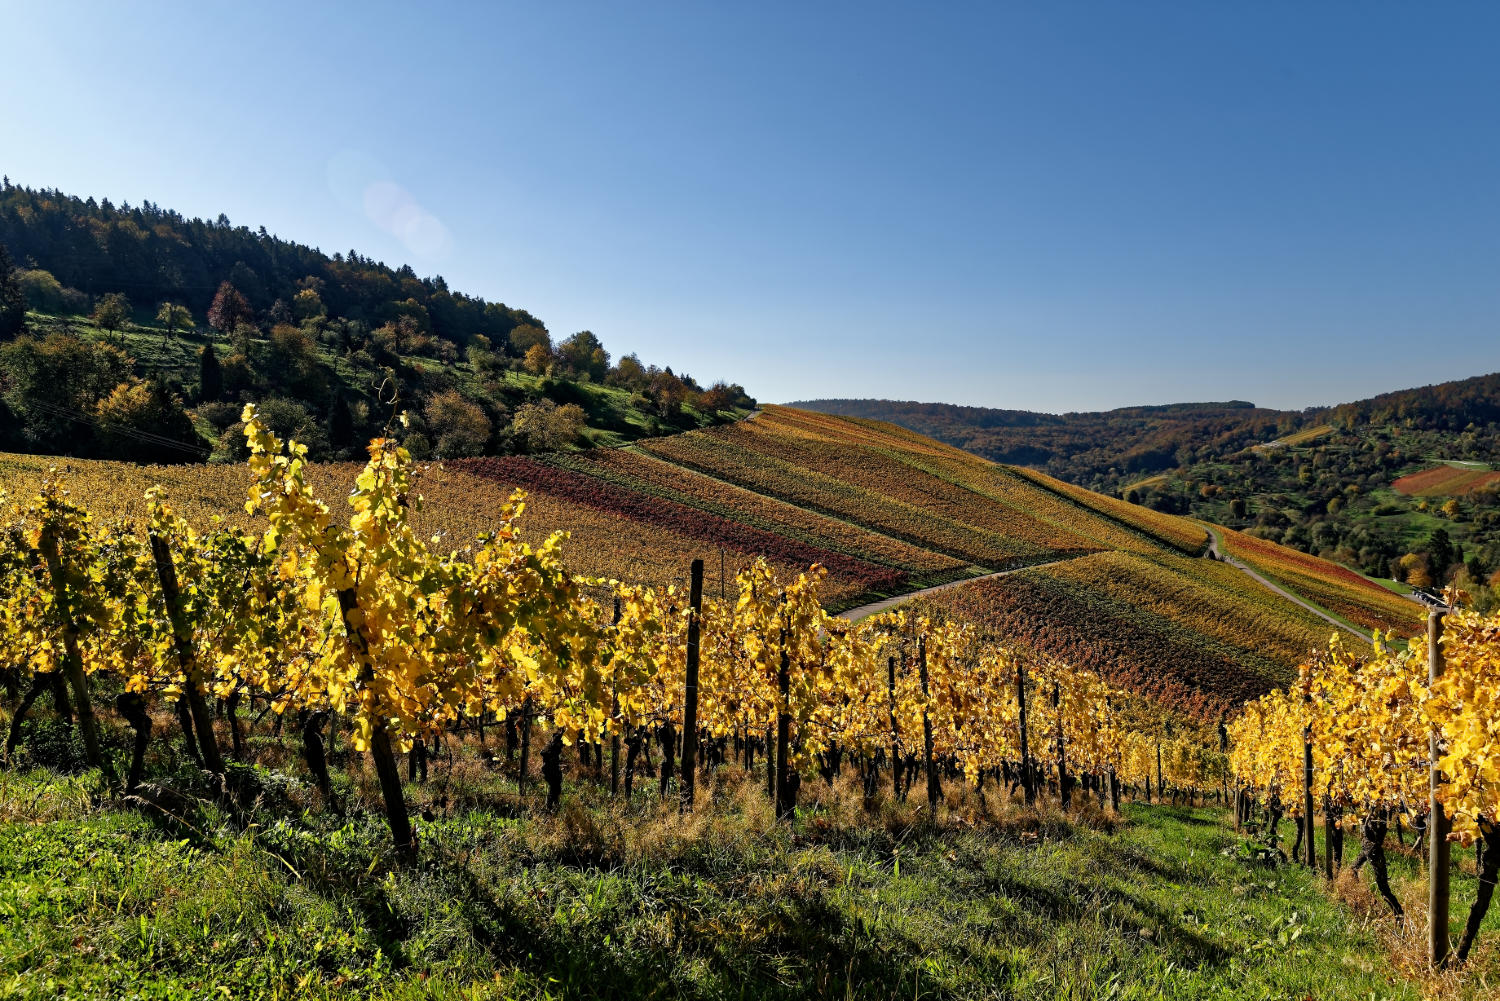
[836, 558, 1073, 622]
[1198, 524, 1372, 643]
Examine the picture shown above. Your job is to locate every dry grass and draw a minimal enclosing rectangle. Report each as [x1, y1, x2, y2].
[1329, 858, 1497, 1000]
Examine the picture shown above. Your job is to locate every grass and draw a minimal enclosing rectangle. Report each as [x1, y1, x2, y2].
[1362, 573, 1415, 597]
[1246, 809, 1500, 999]
[0, 714, 1477, 1000]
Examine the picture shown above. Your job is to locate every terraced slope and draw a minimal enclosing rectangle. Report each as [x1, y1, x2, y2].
[0, 404, 1418, 717]
[1213, 525, 1424, 635]
[910, 550, 1334, 718]
[1391, 463, 1500, 497]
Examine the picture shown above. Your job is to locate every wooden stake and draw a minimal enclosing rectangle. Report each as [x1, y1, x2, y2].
[774, 601, 793, 821]
[149, 532, 225, 774]
[610, 595, 622, 797]
[889, 655, 901, 799]
[680, 560, 703, 813]
[1428, 608, 1451, 968]
[1017, 657, 1033, 806]
[1302, 726, 1316, 869]
[919, 634, 938, 813]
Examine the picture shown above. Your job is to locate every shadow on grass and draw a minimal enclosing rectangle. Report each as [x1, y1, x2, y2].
[437, 857, 980, 1000]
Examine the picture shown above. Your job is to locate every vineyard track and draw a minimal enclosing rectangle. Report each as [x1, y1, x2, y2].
[836, 557, 1075, 622]
[1199, 523, 1387, 643]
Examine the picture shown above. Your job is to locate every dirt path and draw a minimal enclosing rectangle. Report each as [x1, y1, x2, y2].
[1199, 524, 1372, 643]
[836, 558, 1072, 622]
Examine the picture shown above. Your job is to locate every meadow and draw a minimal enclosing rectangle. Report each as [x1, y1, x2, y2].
[0, 749, 1463, 1001]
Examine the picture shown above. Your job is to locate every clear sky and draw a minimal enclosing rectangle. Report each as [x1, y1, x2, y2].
[4, 2, 1498, 413]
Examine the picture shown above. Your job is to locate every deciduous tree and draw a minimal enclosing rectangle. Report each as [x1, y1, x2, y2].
[424, 389, 492, 457]
[91, 292, 131, 342]
[207, 281, 254, 333]
[156, 302, 194, 340]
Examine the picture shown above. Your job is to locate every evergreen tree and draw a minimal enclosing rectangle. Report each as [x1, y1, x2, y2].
[199, 343, 224, 402]
[0, 243, 27, 340]
[1428, 527, 1454, 581]
[328, 387, 355, 452]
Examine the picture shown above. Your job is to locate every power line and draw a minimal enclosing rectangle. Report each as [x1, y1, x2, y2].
[22, 399, 210, 458]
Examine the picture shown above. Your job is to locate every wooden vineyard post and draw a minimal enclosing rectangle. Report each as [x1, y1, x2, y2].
[1016, 656, 1034, 807]
[765, 726, 775, 799]
[148, 532, 226, 774]
[1302, 724, 1316, 870]
[889, 655, 901, 799]
[1323, 796, 1335, 879]
[1428, 607, 1451, 968]
[518, 698, 533, 796]
[774, 600, 794, 822]
[610, 596, 622, 797]
[919, 634, 938, 813]
[680, 560, 703, 813]
[1155, 738, 1163, 805]
[1055, 681, 1068, 809]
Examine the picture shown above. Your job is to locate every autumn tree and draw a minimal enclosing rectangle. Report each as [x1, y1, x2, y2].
[15, 267, 66, 315]
[523, 342, 553, 376]
[91, 292, 131, 342]
[558, 330, 609, 381]
[508, 323, 550, 357]
[424, 389, 492, 458]
[512, 399, 585, 452]
[94, 379, 200, 462]
[698, 381, 738, 414]
[292, 287, 326, 320]
[207, 281, 254, 334]
[266, 323, 325, 397]
[156, 301, 194, 340]
[609, 352, 648, 389]
[648, 369, 689, 418]
[466, 334, 507, 382]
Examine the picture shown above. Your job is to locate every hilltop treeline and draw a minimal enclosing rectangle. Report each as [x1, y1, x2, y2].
[0, 180, 753, 463]
[0, 179, 541, 344]
[1326, 373, 1500, 431]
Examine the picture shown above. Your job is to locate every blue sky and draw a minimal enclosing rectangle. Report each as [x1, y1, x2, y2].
[4, 2, 1498, 412]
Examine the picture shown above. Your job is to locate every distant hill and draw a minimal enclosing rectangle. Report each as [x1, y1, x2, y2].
[796, 374, 1500, 613]
[792, 398, 1278, 474]
[0, 180, 753, 463]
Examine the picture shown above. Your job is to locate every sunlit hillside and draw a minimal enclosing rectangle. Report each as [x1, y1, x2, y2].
[1, 405, 1423, 719]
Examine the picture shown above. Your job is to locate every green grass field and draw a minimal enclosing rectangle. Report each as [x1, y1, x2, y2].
[3, 729, 1491, 1000]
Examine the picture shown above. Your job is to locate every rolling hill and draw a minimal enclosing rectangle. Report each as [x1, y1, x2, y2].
[1, 405, 1424, 720]
[797, 375, 1500, 613]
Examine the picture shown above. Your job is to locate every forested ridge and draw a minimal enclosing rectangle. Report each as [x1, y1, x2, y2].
[0, 179, 754, 464]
